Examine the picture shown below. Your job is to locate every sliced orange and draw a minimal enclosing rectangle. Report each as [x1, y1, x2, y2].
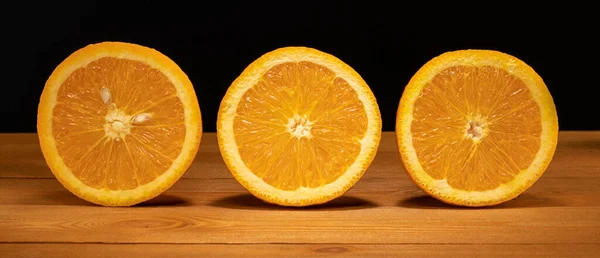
[396, 49, 558, 207]
[217, 47, 382, 207]
[37, 42, 202, 206]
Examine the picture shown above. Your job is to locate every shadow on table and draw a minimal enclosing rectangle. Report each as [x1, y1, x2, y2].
[397, 193, 565, 209]
[32, 192, 190, 207]
[210, 194, 378, 211]
[32, 191, 96, 206]
[135, 194, 191, 207]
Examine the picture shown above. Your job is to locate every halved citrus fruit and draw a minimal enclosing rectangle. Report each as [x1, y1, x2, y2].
[396, 49, 558, 207]
[37, 42, 202, 206]
[217, 47, 382, 207]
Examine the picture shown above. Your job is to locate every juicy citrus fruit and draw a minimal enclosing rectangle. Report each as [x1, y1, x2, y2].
[37, 42, 202, 206]
[217, 47, 382, 207]
[396, 49, 558, 207]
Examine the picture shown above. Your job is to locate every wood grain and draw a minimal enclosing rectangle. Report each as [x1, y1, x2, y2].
[1, 132, 599, 256]
[1, 244, 599, 258]
[2, 202, 599, 244]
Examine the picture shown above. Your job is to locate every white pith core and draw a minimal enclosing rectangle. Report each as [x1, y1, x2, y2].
[101, 87, 151, 141]
[465, 116, 487, 143]
[287, 114, 314, 139]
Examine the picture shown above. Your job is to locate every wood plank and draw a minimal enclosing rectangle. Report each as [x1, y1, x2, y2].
[1, 131, 599, 179]
[1, 203, 599, 244]
[1, 243, 599, 258]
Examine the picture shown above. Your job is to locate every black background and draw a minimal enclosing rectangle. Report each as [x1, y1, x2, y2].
[4, 1, 598, 132]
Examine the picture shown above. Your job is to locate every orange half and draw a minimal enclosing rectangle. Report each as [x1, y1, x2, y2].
[396, 49, 559, 207]
[217, 47, 382, 207]
[37, 42, 202, 206]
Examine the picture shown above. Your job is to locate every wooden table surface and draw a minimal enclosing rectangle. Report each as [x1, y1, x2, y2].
[1, 131, 599, 257]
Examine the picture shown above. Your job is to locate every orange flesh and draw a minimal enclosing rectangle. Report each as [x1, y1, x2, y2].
[52, 57, 186, 190]
[411, 66, 542, 191]
[234, 61, 368, 190]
